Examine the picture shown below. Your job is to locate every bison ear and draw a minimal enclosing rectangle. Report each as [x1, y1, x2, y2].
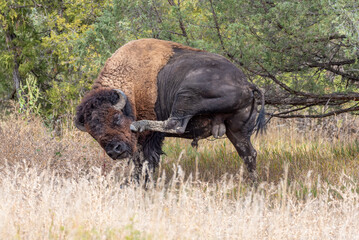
[113, 89, 127, 111]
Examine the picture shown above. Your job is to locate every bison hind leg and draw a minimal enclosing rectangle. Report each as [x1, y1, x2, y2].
[224, 110, 259, 183]
[130, 116, 192, 134]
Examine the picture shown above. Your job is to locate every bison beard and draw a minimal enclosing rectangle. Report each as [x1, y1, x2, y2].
[75, 39, 265, 183]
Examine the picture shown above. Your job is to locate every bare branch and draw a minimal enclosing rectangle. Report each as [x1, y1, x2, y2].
[327, 59, 356, 65]
[267, 105, 317, 117]
[168, 0, 189, 44]
[268, 104, 359, 118]
[256, 62, 312, 97]
[8, 5, 36, 9]
[208, 0, 226, 52]
[273, 107, 359, 118]
[308, 61, 359, 82]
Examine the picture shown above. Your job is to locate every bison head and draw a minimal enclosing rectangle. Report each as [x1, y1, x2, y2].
[75, 88, 137, 160]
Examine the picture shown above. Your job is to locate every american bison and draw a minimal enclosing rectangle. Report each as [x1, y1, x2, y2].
[75, 39, 265, 182]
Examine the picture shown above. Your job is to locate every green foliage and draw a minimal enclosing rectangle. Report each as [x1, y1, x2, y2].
[78, 0, 358, 92]
[44, 79, 89, 122]
[18, 74, 42, 116]
[1, 0, 358, 122]
[0, 0, 107, 122]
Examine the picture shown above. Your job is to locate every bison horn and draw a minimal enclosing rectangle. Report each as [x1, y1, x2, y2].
[75, 120, 86, 132]
[113, 89, 127, 111]
[74, 116, 87, 132]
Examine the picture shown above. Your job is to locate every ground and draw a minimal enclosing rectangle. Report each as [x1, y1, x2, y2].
[0, 114, 358, 239]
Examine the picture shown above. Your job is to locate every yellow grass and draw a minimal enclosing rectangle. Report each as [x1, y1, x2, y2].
[0, 114, 358, 239]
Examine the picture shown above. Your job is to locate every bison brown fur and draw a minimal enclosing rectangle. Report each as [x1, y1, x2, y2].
[76, 88, 137, 159]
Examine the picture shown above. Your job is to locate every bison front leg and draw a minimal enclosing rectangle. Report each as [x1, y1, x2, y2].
[128, 132, 165, 186]
[130, 116, 192, 134]
[130, 146, 155, 185]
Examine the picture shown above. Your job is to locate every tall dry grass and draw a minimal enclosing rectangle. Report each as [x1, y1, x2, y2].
[162, 116, 359, 184]
[0, 113, 358, 239]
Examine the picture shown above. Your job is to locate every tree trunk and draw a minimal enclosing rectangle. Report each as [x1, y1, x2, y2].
[12, 60, 22, 100]
[5, 29, 22, 100]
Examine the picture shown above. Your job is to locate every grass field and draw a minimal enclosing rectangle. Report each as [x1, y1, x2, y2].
[0, 113, 358, 239]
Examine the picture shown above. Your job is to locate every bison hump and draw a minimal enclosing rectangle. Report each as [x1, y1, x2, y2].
[93, 39, 202, 120]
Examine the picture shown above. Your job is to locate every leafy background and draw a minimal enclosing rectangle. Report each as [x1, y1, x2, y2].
[1, 0, 359, 125]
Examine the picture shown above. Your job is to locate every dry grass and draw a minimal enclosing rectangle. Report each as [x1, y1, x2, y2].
[162, 117, 359, 184]
[0, 113, 359, 239]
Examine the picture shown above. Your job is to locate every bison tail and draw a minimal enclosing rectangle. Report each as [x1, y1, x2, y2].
[253, 86, 266, 135]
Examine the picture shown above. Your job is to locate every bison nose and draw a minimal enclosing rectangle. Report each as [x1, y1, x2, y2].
[105, 142, 130, 160]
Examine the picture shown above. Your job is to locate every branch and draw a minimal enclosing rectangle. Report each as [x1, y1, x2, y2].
[256, 62, 313, 97]
[267, 105, 316, 117]
[219, 41, 359, 118]
[8, 5, 36, 9]
[268, 104, 359, 119]
[308, 61, 359, 82]
[168, 0, 189, 44]
[327, 59, 356, 65]
[208, 0, 226, 52]
[152, 4, 163, 24]
[257, 62, 359, 103]
[266, 91, 359, 106]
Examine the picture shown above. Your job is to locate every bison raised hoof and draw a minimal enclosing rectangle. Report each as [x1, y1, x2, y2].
[130, 120, 148, 132]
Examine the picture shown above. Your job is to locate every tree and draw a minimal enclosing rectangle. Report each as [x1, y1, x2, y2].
[0, 0, 108, 121]
[78, 0, 358, 118]
[204, 0, 359, 118]
[1, 0, 358, 120]
[0, 0, 40, 100]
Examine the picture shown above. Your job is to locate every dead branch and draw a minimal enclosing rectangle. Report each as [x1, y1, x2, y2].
[267, 104, 359, 118]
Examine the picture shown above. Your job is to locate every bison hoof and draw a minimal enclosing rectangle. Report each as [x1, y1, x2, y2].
[130, 124, 138, 132]
[130, 121, 148, 132]
[248, 171, 259, 185]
